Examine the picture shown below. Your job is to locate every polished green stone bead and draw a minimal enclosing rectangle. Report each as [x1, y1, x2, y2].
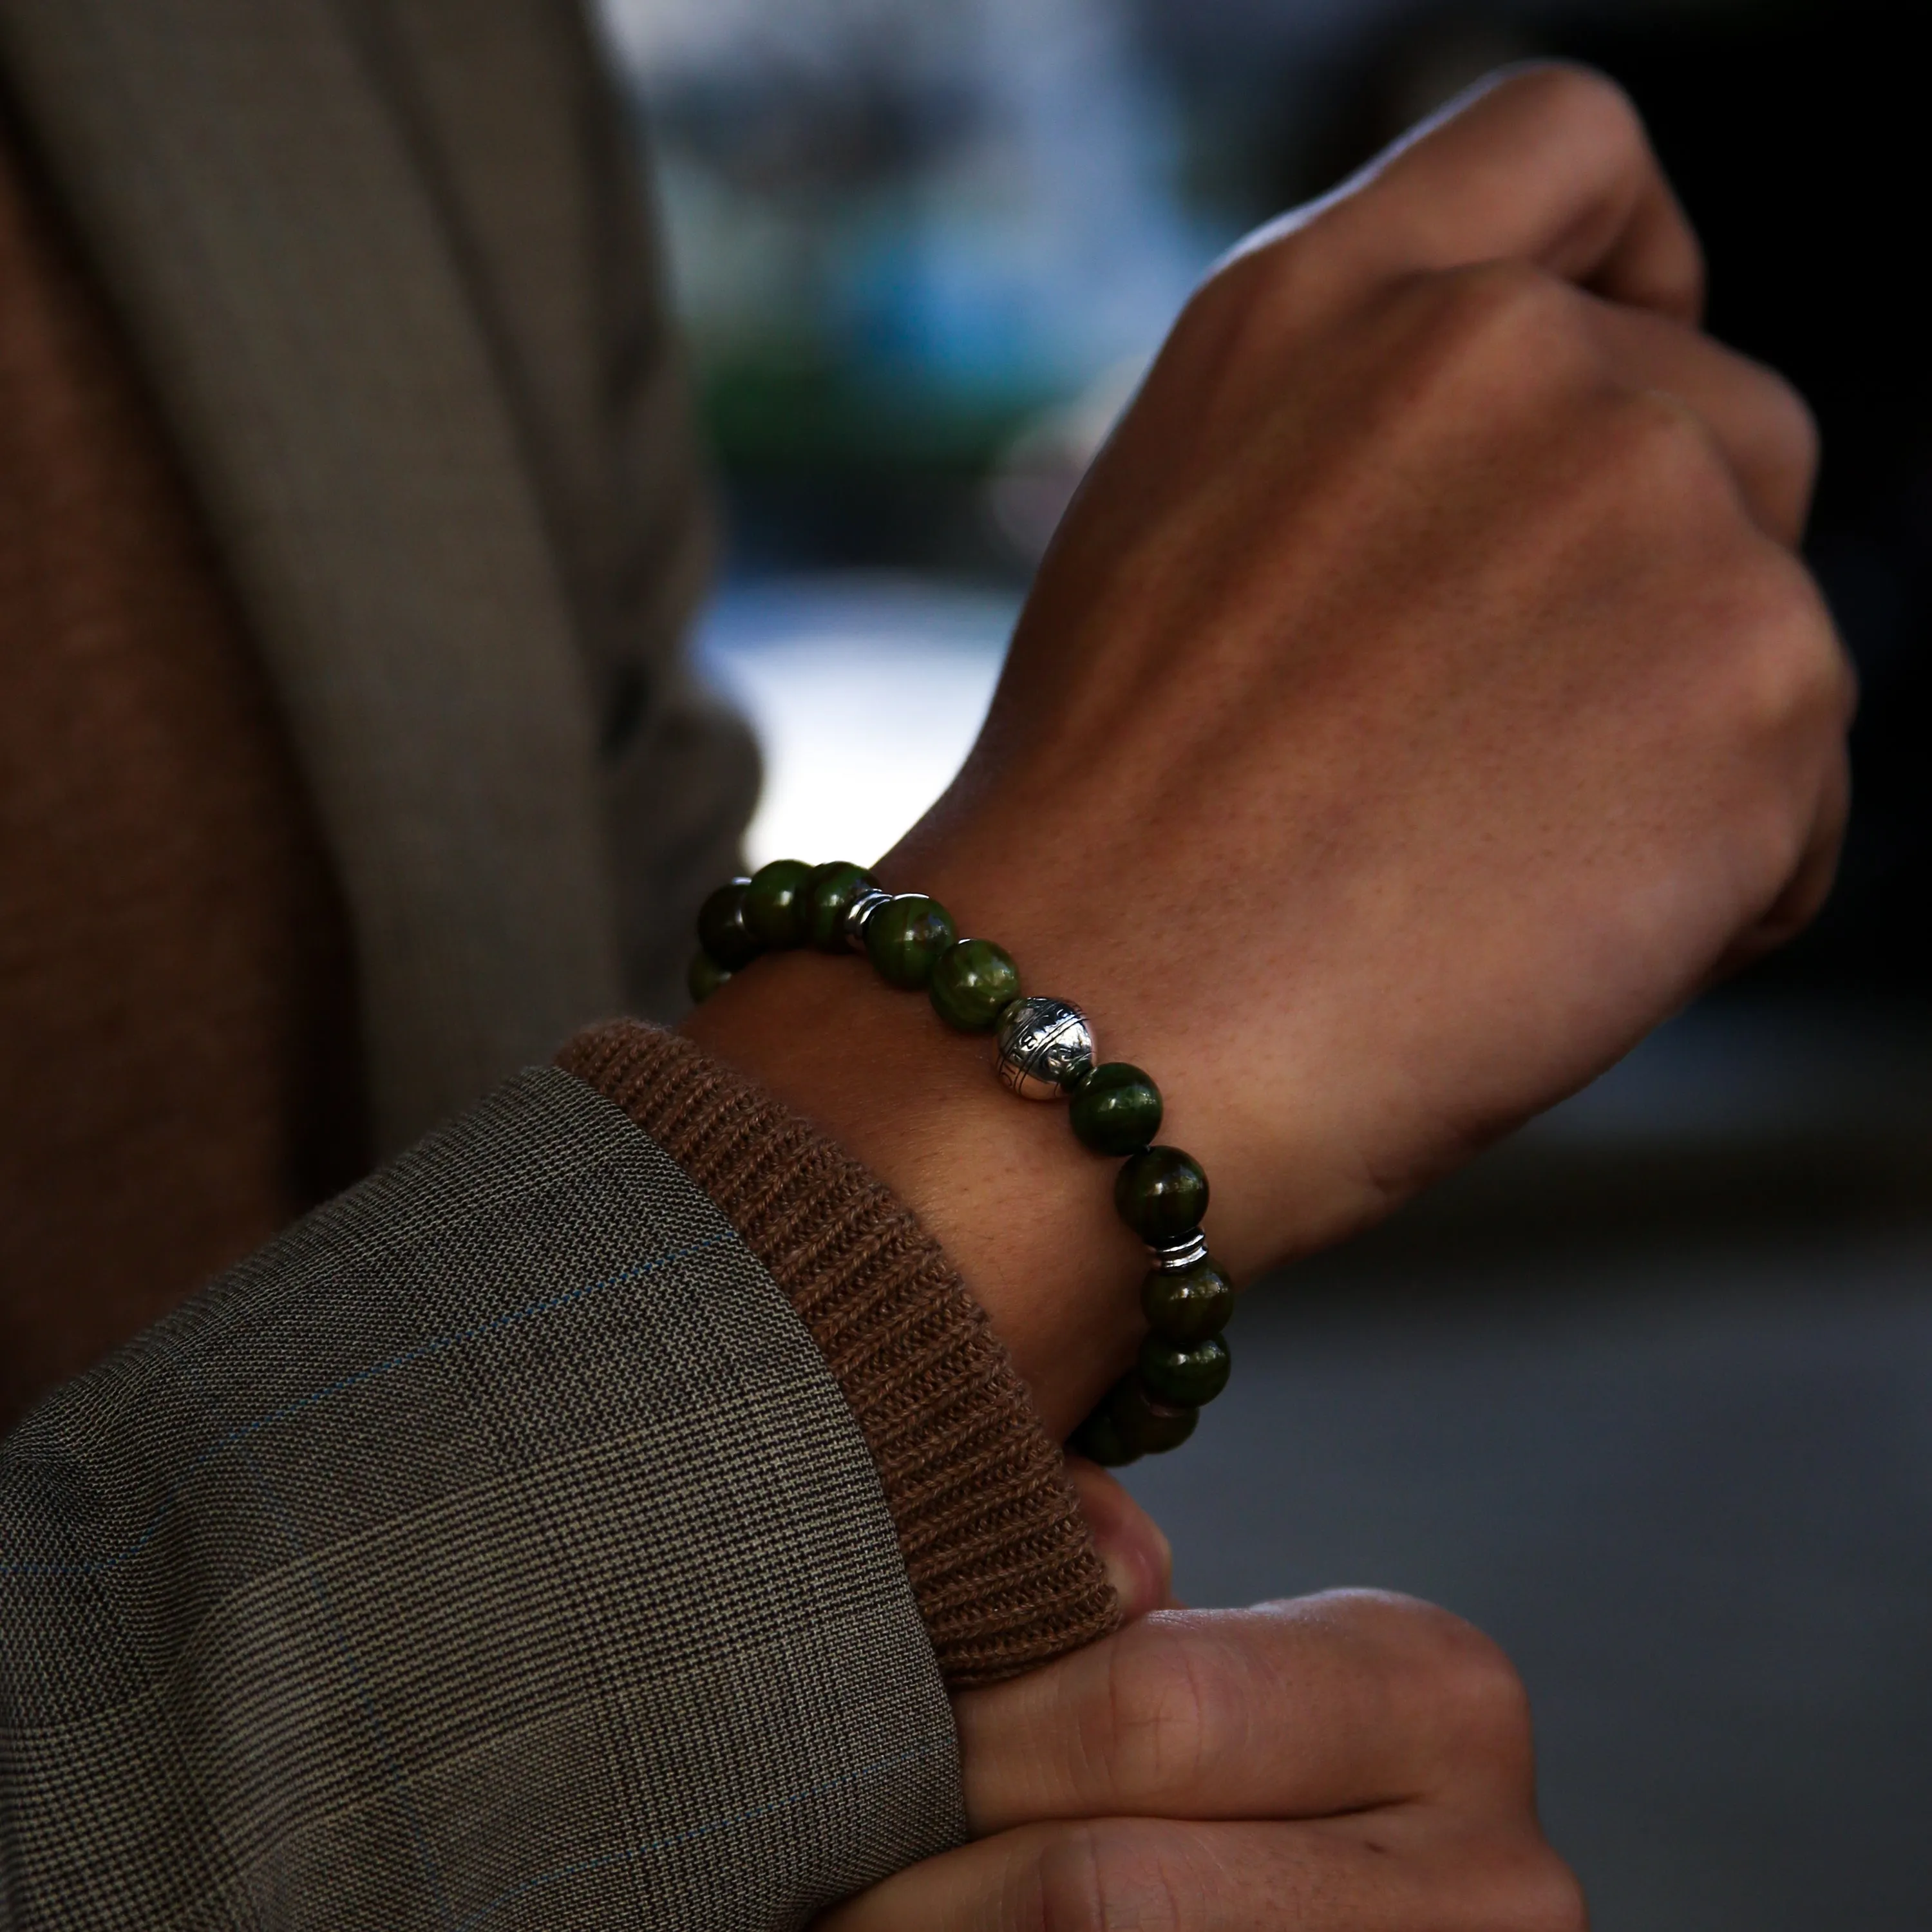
[1067, 1405, 1139, 1468]
[1108, 1376, 1199, 1455]
[929, 938, 1021, 1031]
[1113, 1146, 1209, 1243]
[865, 893, 957, 990]
[743, 858, 816, 949]
[808, 861, 879, 951]
[1141, 1256, 1235, 1343]
[1070, 1062, 1163, 1155]
[696, 876, 761, 971]
[1139, 1332, 1231, 1406]
[687, 950, 731, 1005]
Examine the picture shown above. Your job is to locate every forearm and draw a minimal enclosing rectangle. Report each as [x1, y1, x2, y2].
[679, 890, 1368, 1441]
[682, 946, 1146, 1439]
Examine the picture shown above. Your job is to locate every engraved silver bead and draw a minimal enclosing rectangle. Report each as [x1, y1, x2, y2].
[993, 996, 1095, 1100]
[1148, 1229, 1210, 1272]
[843, 887, 893, 951]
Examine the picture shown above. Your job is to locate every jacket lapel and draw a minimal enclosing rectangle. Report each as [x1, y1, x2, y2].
[0, 0, 627, 1154]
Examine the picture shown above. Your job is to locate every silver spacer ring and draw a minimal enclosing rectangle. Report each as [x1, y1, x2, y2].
[844, 887, 893, 951]
[1148, 1229, 1210, 1273]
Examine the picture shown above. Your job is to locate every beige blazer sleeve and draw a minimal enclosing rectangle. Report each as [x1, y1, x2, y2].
[0, 1066, 963, 1929]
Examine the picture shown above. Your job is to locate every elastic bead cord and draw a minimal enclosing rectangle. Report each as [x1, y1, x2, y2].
[691, 857, 1237, 1464]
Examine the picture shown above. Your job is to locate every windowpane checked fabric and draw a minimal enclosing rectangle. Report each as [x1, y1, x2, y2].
[0, 1067, 963, 1930]
[0, 0, 761, 1155]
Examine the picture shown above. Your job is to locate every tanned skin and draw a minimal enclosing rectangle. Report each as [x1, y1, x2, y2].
[691, 66, 1846, 1929]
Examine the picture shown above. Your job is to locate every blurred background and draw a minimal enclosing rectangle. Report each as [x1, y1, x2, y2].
[595, 0, 1930, 1923]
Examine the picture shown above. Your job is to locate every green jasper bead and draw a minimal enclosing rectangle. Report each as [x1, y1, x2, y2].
[1113, 1146, 1210, 1243]
[1070, 1062, 1163, 1155]
[807, 861, 879, 951]
[1067, 1405, 1139, 1468]
[1139, 1332, 1231, 1407]
[687, 950, 731, 1005]
[696, 877, 761, 971]
[743, 858, 816, 949]
[866, 893, 957, 990]
[929, 938, 1021, 1031]
[1141, 1256, 1235, 1343]
[1108, 1376, 1199, 1456]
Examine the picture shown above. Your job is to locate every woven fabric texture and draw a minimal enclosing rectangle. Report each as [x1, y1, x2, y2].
[0, 0, 757, 1152]
[0, 101, 364, 1431]
[558, 1020, 1123, 1688]
[0, 1068, 962, 1929]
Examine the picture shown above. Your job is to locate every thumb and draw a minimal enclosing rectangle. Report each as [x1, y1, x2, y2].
[1065, 1455, 1176, 1618]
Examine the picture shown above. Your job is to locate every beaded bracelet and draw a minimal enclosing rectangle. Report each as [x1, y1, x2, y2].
[689, 858, 1235, 1467]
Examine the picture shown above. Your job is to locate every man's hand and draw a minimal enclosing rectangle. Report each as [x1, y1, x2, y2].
[688, 65, 1851, 1432]
[820, 1591, 1585, 1929]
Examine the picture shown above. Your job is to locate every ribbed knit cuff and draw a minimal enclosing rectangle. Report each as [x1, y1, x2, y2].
[556, 1018, 1121, 1689]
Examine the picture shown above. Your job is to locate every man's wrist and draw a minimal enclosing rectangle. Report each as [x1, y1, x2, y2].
[557, 1015, 1121, 1680]
[677, 880, 1376, 1434]
[681, 947, 1148, 1435]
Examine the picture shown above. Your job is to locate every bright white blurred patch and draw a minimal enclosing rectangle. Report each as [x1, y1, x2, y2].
[697, 573, 1018, 869]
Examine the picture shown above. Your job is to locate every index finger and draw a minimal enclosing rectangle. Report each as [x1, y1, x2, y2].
[1235, 62, 1703, 322]
[958, 1591, 1535, 1835]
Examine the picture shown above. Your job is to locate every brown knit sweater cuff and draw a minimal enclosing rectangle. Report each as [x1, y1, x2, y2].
[555, 1018, 1122, 1689]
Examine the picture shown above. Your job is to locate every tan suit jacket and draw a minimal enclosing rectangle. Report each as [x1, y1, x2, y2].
[0, 0, 759, 1157]
[0, 5, 1124, 1925]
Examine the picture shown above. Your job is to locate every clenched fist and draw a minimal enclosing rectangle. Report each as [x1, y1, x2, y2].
[688, 65, 1852, 1432]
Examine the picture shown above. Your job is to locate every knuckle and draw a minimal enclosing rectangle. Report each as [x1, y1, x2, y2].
[1414, 1613, 1537, 1770]
[1763, 368, 1822, 486]
[1493, 1840, 1591, 1932]
[1032, 1824, 1185, 1932]
[1303, 1590, 1535, 1781]
[1434, 258, 1577, 353]
[1505, 59, 1648, 164]
[1383, 261, 1593, 413]
[1585, 391, 1757, 556]
[1594, 398, 1841, 720]
[1603, 387, 1726, 502]
[1091, 1619, 1223, 1792]
[1714, 549, 1845, 733]
[1721, 356, 1822, 531]
[1629, 536, 1847, 909]
[1725, 565, 1848, 856]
